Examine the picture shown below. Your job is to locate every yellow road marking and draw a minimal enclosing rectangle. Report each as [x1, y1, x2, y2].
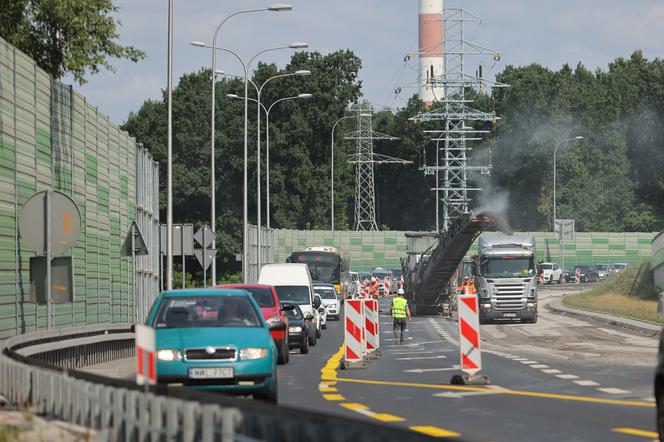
[319, 387, 338, 392]
[341, 403, 370, 411]
[372, 413, 406, 422]
[323, 394, 346, 401]
[410, 426, 461, 437]
[612, 427, 658, 438]
[335, 377, 655, 408]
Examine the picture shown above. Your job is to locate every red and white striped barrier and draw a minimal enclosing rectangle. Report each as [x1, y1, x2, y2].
[135, 324, 156, 385]
[364, 299, 379, 352]
[343, 299, 365, 363]
[399, 275, 405, 289]
[383, 276, 391, 295]
[457, 294, 482, 376]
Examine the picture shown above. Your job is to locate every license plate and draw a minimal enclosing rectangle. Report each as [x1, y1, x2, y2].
[503, 312, 517, 318]
[188, 367, 234, 379]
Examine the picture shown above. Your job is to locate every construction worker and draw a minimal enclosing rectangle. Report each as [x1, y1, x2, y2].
[390, 288, 411, 344]
[459, 276, 477, 294]
[369, 277, 380, 299]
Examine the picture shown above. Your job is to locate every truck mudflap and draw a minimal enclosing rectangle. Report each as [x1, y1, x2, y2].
[479, 307, 538, 324]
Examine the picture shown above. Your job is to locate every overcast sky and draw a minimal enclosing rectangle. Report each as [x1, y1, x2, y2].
[67, 0, 664, 124]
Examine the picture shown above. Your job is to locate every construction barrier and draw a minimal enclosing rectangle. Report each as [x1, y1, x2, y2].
[384, 276, 391, 295]
[451, 294, 489, 384]
[342, 299, 365, 366]
[364, 299, 379, 353]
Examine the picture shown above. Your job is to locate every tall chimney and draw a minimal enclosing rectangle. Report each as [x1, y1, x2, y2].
[419, 0, 444, 107]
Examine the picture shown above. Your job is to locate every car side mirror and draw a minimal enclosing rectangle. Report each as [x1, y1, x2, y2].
[280, 303, 295, 312]
[318, 307, 325, 314]
[130, 324, 136, 333]
[313, 296, 321, 309]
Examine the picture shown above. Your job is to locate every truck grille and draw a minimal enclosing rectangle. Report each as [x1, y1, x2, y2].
[493, 283, 526, 310]
[185, 348, 236, 361]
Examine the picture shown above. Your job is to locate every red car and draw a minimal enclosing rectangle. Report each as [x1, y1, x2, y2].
[218, 284, 289, 364]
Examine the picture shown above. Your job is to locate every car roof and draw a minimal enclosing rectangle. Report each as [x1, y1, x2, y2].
[159, 288, 249, 298]
[217, 284, 274, 290]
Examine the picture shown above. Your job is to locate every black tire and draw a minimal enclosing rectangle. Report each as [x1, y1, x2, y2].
[300, 336, 310, 354]
[277, 340, 288, 365]
[656, 376, 664, 441]
[316, 325, 322, 338]
[309, 331, 317, 346]
[322, 323, 327, 330]
[256, 372, 278, 404]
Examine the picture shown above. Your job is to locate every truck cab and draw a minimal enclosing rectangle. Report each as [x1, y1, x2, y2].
[473, 235, 538, 324]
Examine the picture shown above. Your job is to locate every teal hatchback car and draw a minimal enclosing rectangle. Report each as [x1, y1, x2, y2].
[147, 288, 278, 402]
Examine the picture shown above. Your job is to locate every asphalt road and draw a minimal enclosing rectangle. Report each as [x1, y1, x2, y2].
[87, 284, 660, 441]
[278, 286, 659, 441]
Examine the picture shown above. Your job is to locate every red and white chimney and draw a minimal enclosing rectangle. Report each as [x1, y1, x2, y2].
[418, 0, 444, 107]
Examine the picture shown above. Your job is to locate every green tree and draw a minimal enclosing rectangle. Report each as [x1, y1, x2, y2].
[0, 0, 144, 83]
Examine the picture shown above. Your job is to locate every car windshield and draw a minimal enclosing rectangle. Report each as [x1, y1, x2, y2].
[153, 296, 262, 328]
[350, 273, 358, 282]
[373, 271, 392, 279]
[285, 305, 302, 319]
[541, 264, 553, 270]
[314, 287, 337, 299]
[274, 286, 311, 305]
[614, 264, 626, 269]
[596, 265, 608, 271]
[239, 287, 275, 308]
[481, 258, 534, 278]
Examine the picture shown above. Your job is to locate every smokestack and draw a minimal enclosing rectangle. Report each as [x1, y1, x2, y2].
[418, 0, 444, 107]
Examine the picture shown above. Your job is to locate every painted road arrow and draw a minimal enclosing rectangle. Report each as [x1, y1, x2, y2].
[403, 365, 460, 373]
[395, 355, 447, 361]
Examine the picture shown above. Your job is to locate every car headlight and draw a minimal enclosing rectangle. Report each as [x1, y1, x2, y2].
[527, 302, 536, 308]
[265, 315, 281, 327]
[240, 348, 268, 360]
[157, 349, 182, 361]
[289, 326, 302, 333]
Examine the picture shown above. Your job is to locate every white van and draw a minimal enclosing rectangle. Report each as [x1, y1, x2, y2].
[258, 263, 322, 345]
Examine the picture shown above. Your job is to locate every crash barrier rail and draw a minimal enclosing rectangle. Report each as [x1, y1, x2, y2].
[1, 324, 447, 442]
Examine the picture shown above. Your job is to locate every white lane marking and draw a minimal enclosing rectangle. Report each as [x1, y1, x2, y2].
[597, 387, 630, 394]
[520, 360, 539, 365]
[512, 357, 528, 361]
[530, 364, 549, 369]
[387, 351, 434, 355]
[396, 355, 447, 361]
[574, 380, 600, 386]
[642, 397, 656, 403]
[434, 385, 507, 399]
[404, 366, 460, 373]
[541, 369, 562, 374]
[556, 374, 579, 379]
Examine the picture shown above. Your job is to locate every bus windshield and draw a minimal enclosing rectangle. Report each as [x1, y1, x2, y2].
[290, 252, 340, 284]
[481, 257, 534, 278]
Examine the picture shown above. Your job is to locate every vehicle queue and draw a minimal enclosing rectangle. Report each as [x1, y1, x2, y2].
[147, 250, 348, 405]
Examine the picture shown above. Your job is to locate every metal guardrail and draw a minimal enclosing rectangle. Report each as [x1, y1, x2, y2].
[1, 324, 450, 442]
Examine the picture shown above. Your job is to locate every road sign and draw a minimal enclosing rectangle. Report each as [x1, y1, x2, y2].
[194, 225, 215, 249]
[135, 324, 156, 386]
[194, 248, 215, 271]
[554, 219, 575, 241]
[121, 222, 149, 256]
[18, 190, 81, 255]
[29, 256, 74, 304]
[160, 224, 194, 256]
[458, 294, 482, 376]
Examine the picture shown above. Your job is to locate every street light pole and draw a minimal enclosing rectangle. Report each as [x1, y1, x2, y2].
[553, 135, 584, 273]
[195, 3, 293, 285]
[553, 136, 584, 229]
[166, 0, 174, 290]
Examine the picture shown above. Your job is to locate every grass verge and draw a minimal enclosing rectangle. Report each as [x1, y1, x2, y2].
[563, 291, 663, 324]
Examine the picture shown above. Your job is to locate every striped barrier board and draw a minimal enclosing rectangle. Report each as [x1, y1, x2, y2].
[364, 299, 379, 352]
[344, 299, 365, 362]
[457, 294, 481, 376]
[384, 276, 391, 294]
[135, 324, 156, 385]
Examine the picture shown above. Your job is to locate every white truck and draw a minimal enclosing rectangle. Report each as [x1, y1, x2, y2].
[472, 235, 539, 324]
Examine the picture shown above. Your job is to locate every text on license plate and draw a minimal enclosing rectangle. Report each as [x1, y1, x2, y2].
[502, 312, 517, 318]
[188, 367, 234, 379]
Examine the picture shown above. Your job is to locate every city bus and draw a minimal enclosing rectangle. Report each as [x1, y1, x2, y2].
[287, 247, 349, 297]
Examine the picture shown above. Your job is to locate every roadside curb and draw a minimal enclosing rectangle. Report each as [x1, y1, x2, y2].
[546, 298, 661, 337]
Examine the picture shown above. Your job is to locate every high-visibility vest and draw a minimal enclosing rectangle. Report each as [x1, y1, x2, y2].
[391, 297, 408, 319]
